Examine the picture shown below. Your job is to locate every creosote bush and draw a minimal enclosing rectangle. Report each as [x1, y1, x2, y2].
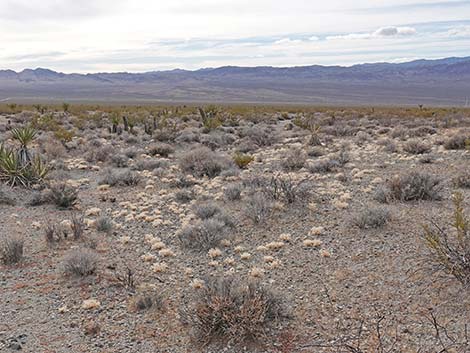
[182, 277, 288, 347]
[1, 236, 24, 265]
[422, 193, 470, 287]
[376, 172, 442, 202]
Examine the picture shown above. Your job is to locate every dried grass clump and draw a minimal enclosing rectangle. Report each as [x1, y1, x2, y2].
[376, 172, 442, 202]
[422, 193, 470, 287]
[403, 139, 431, 155]
[179, 147, 229, 178]
[1, 236, 24, 265]
[181, 277, 288, 346]
[352, 206, 390, 229]
[63, 248, 98, 277]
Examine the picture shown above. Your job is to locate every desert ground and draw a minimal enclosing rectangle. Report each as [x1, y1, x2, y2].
[1, 104, 469, 352]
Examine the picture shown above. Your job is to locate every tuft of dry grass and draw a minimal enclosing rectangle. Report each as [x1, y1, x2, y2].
[1, 235, 24, 265]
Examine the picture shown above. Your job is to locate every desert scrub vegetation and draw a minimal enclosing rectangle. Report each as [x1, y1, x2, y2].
[181, 276, 288, 347]
[178, 218, 230, 252]
[453, 172, 470, 188]
[0, 126, 49, 187]
[224, 183, 242, 201]
[63, 248, 98, 277]
[403, 139, 431, 154]
[179, 147, 230, 178]
[99, 168, 140, 186]
[422, 193, 470, 287]
[352, 206, 391, 229]
[1, 235, 24, 265]
[280, 147, 306, 171]
[232, 152, 254, 169]
[444, 132, 470, 150]
[49, 182, 79, 209]
[375, 171, 443, 202]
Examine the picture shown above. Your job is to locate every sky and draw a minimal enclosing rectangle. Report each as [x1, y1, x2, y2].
[0, 0, 470, 73]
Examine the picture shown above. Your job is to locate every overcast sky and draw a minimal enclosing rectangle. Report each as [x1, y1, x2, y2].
[1, 0, 470, 73]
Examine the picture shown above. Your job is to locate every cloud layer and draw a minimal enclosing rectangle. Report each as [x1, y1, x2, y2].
[0, 0, 469, 72]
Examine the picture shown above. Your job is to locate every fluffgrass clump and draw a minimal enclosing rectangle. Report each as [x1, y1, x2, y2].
[422, 193, 470, 287]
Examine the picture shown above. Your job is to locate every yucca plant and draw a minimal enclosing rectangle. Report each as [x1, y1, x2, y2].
[199, 106, 222, 131]
[11, 126, 37, 166]
[422, 192, 470, 287]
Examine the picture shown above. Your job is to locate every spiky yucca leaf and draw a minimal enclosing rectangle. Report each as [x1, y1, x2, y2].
[11, 126, 37, 147]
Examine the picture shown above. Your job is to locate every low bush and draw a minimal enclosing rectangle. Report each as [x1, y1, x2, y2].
[179, 147, 230, 178]
[377, 172, 442, 202]
[1, 236, 24, 265]
[352, 206, 390, 229]
[182, 276, 288, 346]
[63, 248, 98, 277]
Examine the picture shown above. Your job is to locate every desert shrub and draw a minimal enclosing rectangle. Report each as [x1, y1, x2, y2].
[307, 146, 324, 157]
[280, 148, 306, 171]
[178, 218, 228, 251]
[377, 172, 442, 202]
[422, 193, 470, 287]
[133, 158, 167, 171]
[352, 206, 390, 229]
[333, 145, 350, 166]
[175, 189, 194, 203]
[419, 154, 435, 164]
[378, 138, 398, 153]
[390, 126, 408, 140]
[170, 174, 196, 189]
[245, 192, 272, 224]
[232, 153, 254, 169]
[193, 202, 221, 220]
[96, 216, 113, 233]
[49, 182, 79, 209]
[110, 154, 128, 168]
[43, 138, 67, 159]
[182, 276, 287, 346]
[255, 176, 310, 204]
[444, 133, 470, 150]
[453, 172, 470, 188]
[131, 291, 164, 311]
[71, 214, 85, 240]
[403, 139, 431, 154]
[63, 248, 98, 277]
[308, 159, 339, 174]
[224, 184, 242, 201]
[179, 147, 230, 178]
[86, 144, 113, 162]
[99, 168, 140, 186]
[243, 126, 276, 147]
[409, 126, 437, 137]
[124, 147, 139, 158]
[148, 143, 174, 158]
[1, 236, 24, 265]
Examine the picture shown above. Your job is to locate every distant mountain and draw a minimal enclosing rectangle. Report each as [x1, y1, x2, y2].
[1, 57, 470, 105]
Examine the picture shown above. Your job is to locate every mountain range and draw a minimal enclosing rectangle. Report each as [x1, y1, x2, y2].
[1, 57, 470, 106]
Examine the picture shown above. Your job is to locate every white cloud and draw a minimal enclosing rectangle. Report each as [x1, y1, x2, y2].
[328, 26, 417, 40]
